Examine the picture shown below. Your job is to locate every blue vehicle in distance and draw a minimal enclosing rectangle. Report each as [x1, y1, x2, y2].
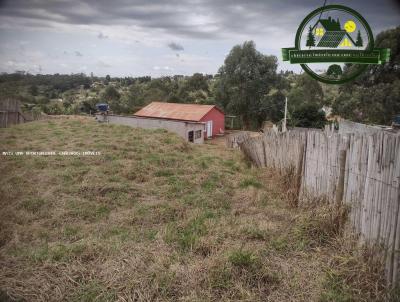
[393, 115, 400, 129]
[95, 103, 109, 123]
[96, 103, 109, 113]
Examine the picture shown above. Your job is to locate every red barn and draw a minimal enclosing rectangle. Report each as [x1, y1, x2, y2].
[134, 102, 225, 139]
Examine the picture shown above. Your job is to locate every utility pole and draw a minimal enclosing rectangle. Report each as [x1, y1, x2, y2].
[282, 97, 288, 132]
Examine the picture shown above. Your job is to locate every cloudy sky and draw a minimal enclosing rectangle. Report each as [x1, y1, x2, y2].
[0, 0, 399, 77]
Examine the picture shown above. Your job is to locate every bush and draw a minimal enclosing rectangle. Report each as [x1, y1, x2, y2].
[42, 101, 65, 115]
[291, 103, 327, 129]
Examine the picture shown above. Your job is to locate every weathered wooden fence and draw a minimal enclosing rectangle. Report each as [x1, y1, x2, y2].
[0, 99, 51, 127]
[0, 111, 26, 128]
[230, 130, 400, 287]
[0, 99, 28, 128]
[225, 132, 251, 149]
[338, 119, 384, 135]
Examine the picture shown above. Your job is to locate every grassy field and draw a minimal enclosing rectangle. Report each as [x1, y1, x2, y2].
[0, 117, 392, 301]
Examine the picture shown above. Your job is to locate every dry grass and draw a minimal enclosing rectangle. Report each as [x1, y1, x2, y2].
[0, 117, 392, 301]
[319, 237, 389, 302]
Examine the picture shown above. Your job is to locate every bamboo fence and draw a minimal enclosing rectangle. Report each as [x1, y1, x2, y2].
[225, 132, 251, 149]
[231, 129, 400, 287]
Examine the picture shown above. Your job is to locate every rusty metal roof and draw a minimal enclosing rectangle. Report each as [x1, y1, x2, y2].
[134, 102, 222, 122]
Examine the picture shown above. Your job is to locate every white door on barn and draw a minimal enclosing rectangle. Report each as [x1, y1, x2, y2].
[206, 121, 213, 138]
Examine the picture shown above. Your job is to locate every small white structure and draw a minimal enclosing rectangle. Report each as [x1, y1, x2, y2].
[95, 114, 205, 144]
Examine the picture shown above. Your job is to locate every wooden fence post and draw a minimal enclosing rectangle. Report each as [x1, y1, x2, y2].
[335, 149, 347, 232]
[389, 182, 400, 286]
[336, 150, 347, 206]
[295, 143, 305, 206]
[262, 138, 267, 168]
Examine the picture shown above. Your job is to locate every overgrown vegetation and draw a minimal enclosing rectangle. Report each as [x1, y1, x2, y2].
[319, 238, 398, 302]
[332, 26, 400, 125]
[0, 117, 393, 301]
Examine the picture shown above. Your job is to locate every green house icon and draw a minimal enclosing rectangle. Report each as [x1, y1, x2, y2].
[310, 16, 357, 48]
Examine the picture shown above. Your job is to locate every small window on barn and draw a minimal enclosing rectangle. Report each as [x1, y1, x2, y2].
[195, 130, 202, 139]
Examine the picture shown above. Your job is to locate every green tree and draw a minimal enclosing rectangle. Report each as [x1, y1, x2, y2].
[102, 86, 120, 102]
[28, 84, 38, 96]
[291, 103, 326, 128]
[104, 74, 111, 85]
[355, 30, 363, 47]
[217, 41, 278, 129]
[187, 89, 209, 104]
[327, 64, 342, 78]
[333, 26, 400, 124]
[185, 73, 209, 92]
[36, 96, 50, 105]
[261, 90, 286, 123]
[124, 81, 146, 111]
[43, 101, 64, 115]
[287, 74, 324, 109]
[80, 98, 98, 114]
[101, 86, 123, 113]
[306, 26, 316, 48]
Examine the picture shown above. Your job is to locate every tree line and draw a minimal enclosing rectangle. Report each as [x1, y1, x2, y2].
[0, 26, 398, 129]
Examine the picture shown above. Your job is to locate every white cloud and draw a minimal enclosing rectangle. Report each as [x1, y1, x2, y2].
[153, 66, 173, 71]
[96, 60, 111, 68]
[97, 32, 108, 39]
[0, 0, 398, 76]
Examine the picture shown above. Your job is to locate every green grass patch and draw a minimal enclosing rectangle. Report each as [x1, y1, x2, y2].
[268, 236, 291, 252]
[165, 210, 215, 251]
[320, 271, 353, 302]
[67, 200, 110, 222]
[63, 225, 81, 240]
[71, 281, 116, 302]
[239, 177, 262, 188]
[208, 263, 233, 291]
[11, 242, 88, 263]
[101, 226, 132, 242]
[241, 225, 267, 240]
[20, 197, 47, 213]
[201, 172, 221, 192]
[154, 169, 174, 177]
[228, 249, 257, 268]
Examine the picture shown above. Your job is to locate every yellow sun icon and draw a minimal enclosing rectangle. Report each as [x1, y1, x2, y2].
[344, 20, 356, 33]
